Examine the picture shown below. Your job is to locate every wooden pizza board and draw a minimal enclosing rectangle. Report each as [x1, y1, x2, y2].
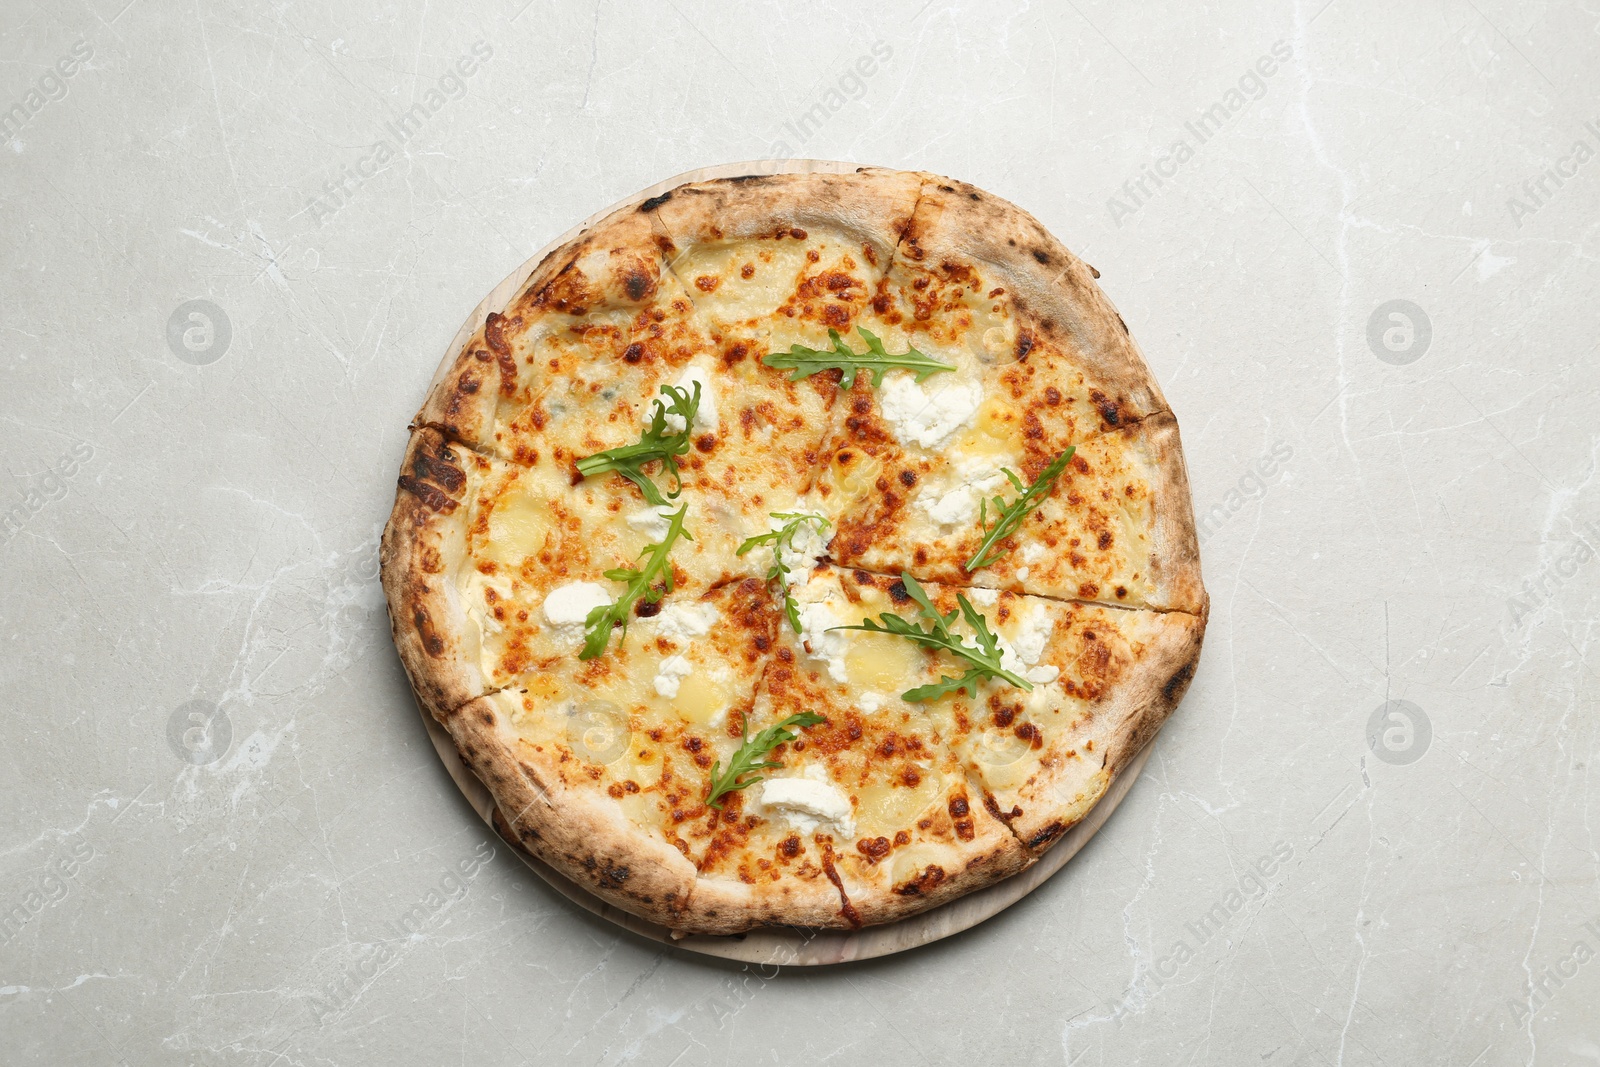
[410, 158, 1159, 965]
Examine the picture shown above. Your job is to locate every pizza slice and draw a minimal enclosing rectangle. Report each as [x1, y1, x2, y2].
[938, 592, 1205, 854]
[763, 177, 1202, 611]
[416, 200, 705, 460]
[814, 410, 1206, 612]
[436, 573, 779, 926]
[685, 565, 1033, 932]
[382, 429, 768, 705]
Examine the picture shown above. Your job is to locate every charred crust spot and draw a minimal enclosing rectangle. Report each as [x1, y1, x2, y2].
[695, 433, 717, 452]
[624, 270, 653, 302]
[411, 605, 445, 656]
[898, 469, 917, 488]
[484, 312, 511, 356]
[1089, 389, 1122, 428]
[779, 835, 802, 859]
[480, 709, 495, 725]
[622, 343, 644, 364]
[789, 227, 807, 240]
[948, 795, 969, 818]
[888, 580, 911, 604]
[1163, 660, 1196, 703]
[1078, 582, 1100, 599]
[1015, 330, 1037, 361]
[635, 599, 662, 618]
[694, 274, 720, 293]
[893, 830, 911, 846]
[1044, 386, 1062, 405]
[893, 865, 947, 896]
[591, 859, 631, 889]
[1097, 530, 1113, 551]
[740, 263, 756, 279]
[398, 475, 458, 514]
[412, 450, 465, 493]
[1115, 586, 1128, 599]
[1032, 249, 1050, 265]
[639, 192, 673, 211]
[1015, 722, 1043, 749]
[1026, 822, 1067, 849]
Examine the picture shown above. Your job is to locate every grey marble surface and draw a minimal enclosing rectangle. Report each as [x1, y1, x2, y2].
[2, 0, 1597, 1063]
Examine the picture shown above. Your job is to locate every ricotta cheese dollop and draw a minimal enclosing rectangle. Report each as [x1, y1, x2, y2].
[796, 598, 852, 684]
[650, 600, 720, 642]
[651, 363, 720, 434]
[878, 374, 983, 450]
[653, 654, 694, 698]
[758, 764, 856, 838]
[541, 581, 613, 627]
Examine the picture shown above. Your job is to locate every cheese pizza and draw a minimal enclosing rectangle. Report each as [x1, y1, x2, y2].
[381, 167, 1207, 934]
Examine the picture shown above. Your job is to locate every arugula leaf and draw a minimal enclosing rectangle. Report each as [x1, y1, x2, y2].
[579, 505, 692, 660]
[737, 512, 831, 633]
[830, 572, 1032, 702]
[762, 326, 954, 389]
[964, 447, 1075, 572]
[574, 382, 700, 506]
[705, 711, 827, 809]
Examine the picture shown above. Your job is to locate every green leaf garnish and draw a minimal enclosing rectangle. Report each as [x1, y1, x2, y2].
[761, 326, 954, 389]
[737, 512, 831, 634]
[829, 572, 1032, 702]
[964, 447, 1075, 572]
[705, 711, 827, 809]
[574, 382, 700, 506]
[579, 504, 692, 659]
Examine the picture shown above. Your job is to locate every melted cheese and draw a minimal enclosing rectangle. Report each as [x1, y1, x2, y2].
[843, 632, 923, 693]
[674, 240, 814, 324]
[854, 770, 944, 838]
[670, 667, 738, 727]
[483, 492, 554, 565]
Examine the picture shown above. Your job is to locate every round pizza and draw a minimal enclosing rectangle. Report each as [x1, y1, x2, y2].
[380, 167, 1208, 934]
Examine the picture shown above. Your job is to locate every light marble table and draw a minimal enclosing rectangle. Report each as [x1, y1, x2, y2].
[2, 1, 1596, 1063]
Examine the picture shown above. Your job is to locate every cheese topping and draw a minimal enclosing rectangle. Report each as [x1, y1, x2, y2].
[653, 654, 694, 698]
[775, 511, 830, 578]
[758, 764, 856, 837]
[996, 600, 1060, 684]
[649, 600, 720, 642]
[796, 598, 852, 684]
[878, 374, 984, 449]
[542, 582, 613, 626]
[625, 505, 677, 540]
[653, 363, 719, 434]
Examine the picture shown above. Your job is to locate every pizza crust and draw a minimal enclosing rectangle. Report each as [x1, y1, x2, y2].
[378, 428, 491, 719]
[647, 167, 923, 268]
[898, 176, 1168, 422]
[451, 694, 699, 926]
[382, 167, 1209, 935]
[413, 199, 678, 454]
